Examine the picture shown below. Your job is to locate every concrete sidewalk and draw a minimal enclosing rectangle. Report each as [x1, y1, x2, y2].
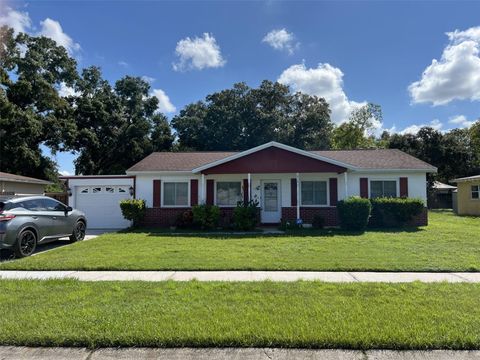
[1, 347, 480, 359]
[1, 270, 480, 282]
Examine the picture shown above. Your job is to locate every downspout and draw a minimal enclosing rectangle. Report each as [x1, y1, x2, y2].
[247, 173, 251, 202]
[201, 174, 205, 204]
[344, 171, 348, 199]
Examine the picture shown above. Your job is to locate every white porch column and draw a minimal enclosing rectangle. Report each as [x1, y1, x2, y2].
[247, 173, 251, 202]
[201, 174, 206, 204]
[344, 172, 348, 199]
[296, 172, 300, 220]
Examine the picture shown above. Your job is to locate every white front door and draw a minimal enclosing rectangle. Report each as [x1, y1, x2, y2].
[261, 180, 281, 223]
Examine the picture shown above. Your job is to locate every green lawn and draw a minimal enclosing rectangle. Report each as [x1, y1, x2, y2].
[0, 280, 479, 349]
[1, 210, 479, 271]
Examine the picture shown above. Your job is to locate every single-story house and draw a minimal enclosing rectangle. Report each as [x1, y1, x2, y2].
[62, 142, 436, 229]
[0, 171, 52, 199]
[428, 181, 457, 209]
[451, 175, 480, 216]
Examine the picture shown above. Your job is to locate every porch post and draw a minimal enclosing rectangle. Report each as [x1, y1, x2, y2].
[247, 173, 251, 202]
[201, 173, 206, 204]
[296, 172, 300, 220]
[344, 172, 348, 198]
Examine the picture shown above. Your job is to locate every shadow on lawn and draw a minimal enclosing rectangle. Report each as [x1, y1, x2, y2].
[119, 225, 425, 239]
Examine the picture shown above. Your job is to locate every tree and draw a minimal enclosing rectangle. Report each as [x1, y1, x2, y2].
[332, 103, 383, 149]
[71, 70, 173, 174]
[0, 26, 78, 180]
[172, 80, 334, 150]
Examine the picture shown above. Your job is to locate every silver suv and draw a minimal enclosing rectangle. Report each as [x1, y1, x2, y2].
[0, 196, 87, 258]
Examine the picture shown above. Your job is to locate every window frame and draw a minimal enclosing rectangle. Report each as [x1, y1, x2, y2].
[161, 181, 190, 208]
[215, 181, 243, 207]
[471, 184, 480, 200]
[300, 180, 329, 207]
[369, 179, 399, 199]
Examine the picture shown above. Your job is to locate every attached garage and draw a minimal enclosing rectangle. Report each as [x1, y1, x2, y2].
[61, 176, 135, 229]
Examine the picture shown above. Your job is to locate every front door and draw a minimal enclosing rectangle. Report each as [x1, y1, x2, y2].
[261, 180, 281, 223]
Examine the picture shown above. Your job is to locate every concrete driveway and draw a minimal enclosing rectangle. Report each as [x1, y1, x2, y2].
[0, 229, 111, 261]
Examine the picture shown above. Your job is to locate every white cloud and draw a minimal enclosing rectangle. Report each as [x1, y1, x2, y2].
[262, 28, 299, 54]
[152, 89, 176, 113]
[37, 18, 80, 54]
[57, 82, 79, 97]
[141, 75, 156, 84]
[409, 26, 480, 105]
[399, 119, 443, 135]
[118, 60, 129, 67]
[0, 6, 31, 34]
[173, 33, 225, 71]
[59, 170, 72, 176]
[277, 63, 366, 123]
[448, 114, 475, 129]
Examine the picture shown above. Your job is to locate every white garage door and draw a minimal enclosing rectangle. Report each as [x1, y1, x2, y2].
[75, 185, 132, 229]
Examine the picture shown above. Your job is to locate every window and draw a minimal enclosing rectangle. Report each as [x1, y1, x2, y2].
[118, 187, 127, 193]
[92, 187, 101, 193]
[472, 185, 479, 200]
[370, 180, 397, 198]
[163, 182, 188, 206]
[80, 188, 89, 194]
[216, 182, 242, 206]
[301, 181, 327, 205]
[42, 199, 65, 211]
[105, 187, 114, 193]
[22, 199, 46, 211]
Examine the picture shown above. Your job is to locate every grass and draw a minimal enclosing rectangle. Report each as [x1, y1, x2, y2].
[0, 279, 479, 349]
[1, 210, 479, 271]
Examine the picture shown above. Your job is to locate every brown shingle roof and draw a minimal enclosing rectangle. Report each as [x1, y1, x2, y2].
[0, 172, 52, 184]
[127, 148, 436, 172]
[127, 152, 237, 172]
[311, 149, 437, 170]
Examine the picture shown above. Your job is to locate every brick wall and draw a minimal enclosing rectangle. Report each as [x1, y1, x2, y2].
[143, 207, 260, 228]
[281, 207, 339, 226]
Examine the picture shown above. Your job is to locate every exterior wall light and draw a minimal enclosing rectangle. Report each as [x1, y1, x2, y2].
[129, 186, 134, 196]
[67, 188, 72, 197]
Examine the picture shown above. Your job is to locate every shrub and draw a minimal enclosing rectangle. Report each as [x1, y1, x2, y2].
[192, 204, 220, 230]
[233, 199, 259, 231]
[369, 197, 424, 227]
[279, 218, 302, 231]
[312, 214, 325, 229]
[119, 199, 146, 227]
[337, 196, 372, 231]
[176, 210, 194, 229]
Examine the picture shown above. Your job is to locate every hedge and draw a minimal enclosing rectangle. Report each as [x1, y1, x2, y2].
[369, 197, 424, 227]
[337, 196, 372, 231]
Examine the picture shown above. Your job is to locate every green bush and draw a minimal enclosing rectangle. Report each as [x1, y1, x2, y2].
[337, 196, 372, 231]
[233, 200, 259, 231]
[312, 214, 325, 229]
[370, 197, 424, 227]
[279, 219, 302, 231]
[176, 210, 194, 229]
[119, 199, 146, 227]
[192, 204, 220, 230]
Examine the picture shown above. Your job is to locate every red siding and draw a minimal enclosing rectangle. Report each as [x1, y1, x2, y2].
[360, 178, 369, 198]
[329, 178, 338, 206]
[400, 177, 409, 198]
[202, 147, 347, 174]
[291, 178, 297, 206]
[206, 179, 214, 205]
[153, 180, 161, 207]
[243, 178, 248, 203]
[190, 179, 198, 206]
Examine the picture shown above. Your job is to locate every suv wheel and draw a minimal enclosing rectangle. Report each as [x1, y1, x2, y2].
[14, 229, 37, 258]
[69, 221, 86, 243]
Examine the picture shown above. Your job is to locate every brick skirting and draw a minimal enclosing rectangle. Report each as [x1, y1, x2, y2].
[281, 207, 339, 226]
[144, 206, 427, 228]
[142, 207, 259, 228]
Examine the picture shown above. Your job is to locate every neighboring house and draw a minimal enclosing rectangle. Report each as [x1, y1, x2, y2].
[451, 175, 480, 216]
[0, 172, 52, 199]
[429, 181, 457, 209]
[63, 142, 436, 229]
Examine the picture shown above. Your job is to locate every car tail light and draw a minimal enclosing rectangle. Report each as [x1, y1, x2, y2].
[0, 214, 15, 222]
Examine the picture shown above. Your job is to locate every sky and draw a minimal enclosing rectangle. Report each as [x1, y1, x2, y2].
[1, 0, 480, 175]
